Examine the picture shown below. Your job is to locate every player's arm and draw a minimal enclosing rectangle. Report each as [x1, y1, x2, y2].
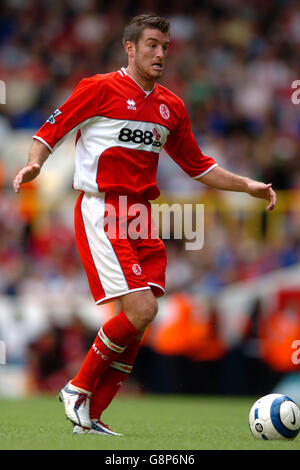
[165, 100, 277, 212]
[196, 166, 277, 211]
[13, 76, 101, 194]
[13, 139, 50, 193]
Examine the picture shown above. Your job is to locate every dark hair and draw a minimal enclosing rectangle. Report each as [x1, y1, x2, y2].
[123, 14, 170, 46]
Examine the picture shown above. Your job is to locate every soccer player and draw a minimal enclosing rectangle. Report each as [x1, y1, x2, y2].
[13, 14, 277, 436]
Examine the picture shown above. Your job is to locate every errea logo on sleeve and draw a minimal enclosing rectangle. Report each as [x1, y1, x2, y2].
[47, 108, 62, 124]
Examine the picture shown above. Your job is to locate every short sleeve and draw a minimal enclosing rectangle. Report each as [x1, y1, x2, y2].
[33, 77, 102, 152]
[164, 102, 217, 178]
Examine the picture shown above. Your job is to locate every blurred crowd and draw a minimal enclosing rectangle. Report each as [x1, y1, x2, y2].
[0, 0, 300, 395]
[1, 186, 300, 300]
[0, 0, 299, 188]
[0, 0, 300, 296]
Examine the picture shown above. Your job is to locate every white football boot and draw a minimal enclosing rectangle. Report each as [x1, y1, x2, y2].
[73, 419, 123, 436]
[59, 381, 91, 429]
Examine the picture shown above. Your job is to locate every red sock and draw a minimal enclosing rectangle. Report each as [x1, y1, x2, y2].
[89, 338, 142, 420]
[71, 311, 139, 392]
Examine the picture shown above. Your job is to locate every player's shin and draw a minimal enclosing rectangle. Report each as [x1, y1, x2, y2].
[71, 311, 140, 392]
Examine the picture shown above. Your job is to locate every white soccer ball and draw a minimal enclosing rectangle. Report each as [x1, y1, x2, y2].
[249, 393, 300, 440]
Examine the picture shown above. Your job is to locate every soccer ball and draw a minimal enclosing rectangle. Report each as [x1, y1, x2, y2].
[249, 393, 300, 440]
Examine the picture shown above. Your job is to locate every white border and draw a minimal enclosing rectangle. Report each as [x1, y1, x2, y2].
[32, 135, 53, 153]
[148, 282, 165, 294]
[193, 163, 218, 179]
[95, 286, 151, 305]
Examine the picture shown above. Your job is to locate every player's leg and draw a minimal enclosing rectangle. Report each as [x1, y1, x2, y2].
[73, 333, 143, 435]
[60, 192, 161, 430]
[87, 240, 167, 430]
[61, 290, 157, 429]
[89, 300, 142, 414]
[72, 289, 156, 385]
[71, 289, 156, 391]
[72, 298, 141, 435]
[60, 303, 140, 428]
[88, 299, 144, 430]
[60, 192, 155, 428]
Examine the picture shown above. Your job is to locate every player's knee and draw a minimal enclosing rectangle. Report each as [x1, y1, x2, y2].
[138, 298, 158, 329]
[122, 290, 158, 331]
[126, 297, 158, 331]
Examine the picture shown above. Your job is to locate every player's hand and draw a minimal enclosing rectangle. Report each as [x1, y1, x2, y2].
[13, 163, 41, 193]
[246, 181, 277, 211]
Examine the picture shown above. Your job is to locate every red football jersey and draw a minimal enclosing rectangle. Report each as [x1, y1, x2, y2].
[34, 67, 217, 200]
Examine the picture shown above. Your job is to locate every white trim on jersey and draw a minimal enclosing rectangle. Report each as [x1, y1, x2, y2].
[32, 135, 54, 153]
[193, 163, 218, 179]
[33, 116, 98, 155]
[121, 66, 155, 97]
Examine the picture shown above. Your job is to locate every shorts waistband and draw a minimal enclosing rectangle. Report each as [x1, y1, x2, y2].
[83, 191, 150, 204]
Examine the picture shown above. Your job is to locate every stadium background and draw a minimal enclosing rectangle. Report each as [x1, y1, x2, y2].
[0, 0, 300, 403]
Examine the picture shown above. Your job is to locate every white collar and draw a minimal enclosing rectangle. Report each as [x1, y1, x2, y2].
[121, 67, 155, 96]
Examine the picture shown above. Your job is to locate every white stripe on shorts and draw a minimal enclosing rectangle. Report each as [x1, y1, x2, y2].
[81, 192, 129, 297]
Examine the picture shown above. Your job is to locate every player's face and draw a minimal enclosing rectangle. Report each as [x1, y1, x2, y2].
[127, 28, 169, 87]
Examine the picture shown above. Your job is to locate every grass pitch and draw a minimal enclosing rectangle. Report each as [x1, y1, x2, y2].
[0, 394, 298, 450]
